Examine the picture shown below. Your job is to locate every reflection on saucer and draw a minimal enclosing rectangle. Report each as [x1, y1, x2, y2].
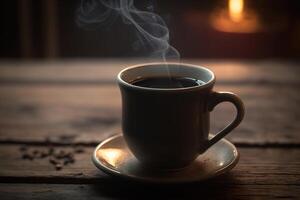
[97, 148, 128, 168]
[92, 134, 239, 183]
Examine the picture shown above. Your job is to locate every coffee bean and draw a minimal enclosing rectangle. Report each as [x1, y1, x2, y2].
[55, 164, 62, 170]
[19, 144, 77, 169]
[22, 153, 33, 160]
[32, 150, 39, 155]
[74, 146, 84, 153]
[40, 151, 49, 158]
[49, 157, 58, 165]
[63, 159, 69, 165]
[65, 159, 72, 165]
[67, 153, 74, 160]
[54, 150, 67, 159]
[19, 146, 28, 152]
[65, 152, 73, 157]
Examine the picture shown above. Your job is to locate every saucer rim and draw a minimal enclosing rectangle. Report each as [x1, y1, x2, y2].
[92, 134, 239, 183]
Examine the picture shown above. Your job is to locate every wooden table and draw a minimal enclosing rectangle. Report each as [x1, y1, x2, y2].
[0, 59, 299, 199]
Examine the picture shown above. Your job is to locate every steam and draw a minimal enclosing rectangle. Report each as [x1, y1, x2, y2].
[77, 0, 180, 61]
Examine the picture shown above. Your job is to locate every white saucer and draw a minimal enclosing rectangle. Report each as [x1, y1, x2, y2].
[92, 134, 239, 183]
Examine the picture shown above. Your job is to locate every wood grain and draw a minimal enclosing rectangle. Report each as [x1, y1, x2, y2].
[0, 60, 299, 84]
[1, 183, 299, 200]
[0, 145, 299, 185]
[0, 85, 299, 145]
[0, 60, 299, 199]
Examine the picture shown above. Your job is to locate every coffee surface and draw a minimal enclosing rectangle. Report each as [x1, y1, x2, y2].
[131, 76, 205, 88]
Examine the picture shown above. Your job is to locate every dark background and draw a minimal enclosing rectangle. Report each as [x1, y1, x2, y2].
[1, 0, 300, 59]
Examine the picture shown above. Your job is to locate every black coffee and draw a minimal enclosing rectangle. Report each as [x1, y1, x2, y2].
[131, 77, 205, 88]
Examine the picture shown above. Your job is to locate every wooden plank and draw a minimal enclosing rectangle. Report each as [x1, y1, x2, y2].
[0, 183, 299, 200]
[0, 85, 299, 145]
[0, 60, 299, 84]
[0, 85, 121, 145]
[0, 145, 299, 185]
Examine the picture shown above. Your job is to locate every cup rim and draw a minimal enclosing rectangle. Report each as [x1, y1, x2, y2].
[117, 62, 216, 91]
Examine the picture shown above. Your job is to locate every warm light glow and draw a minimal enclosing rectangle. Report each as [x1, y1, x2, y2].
[97, 148, 125, 167]
[210, 0, 261, 33]
[229, 0, 244, 22]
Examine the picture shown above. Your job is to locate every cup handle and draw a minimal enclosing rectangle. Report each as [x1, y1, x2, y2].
[205, 91, 245, 150]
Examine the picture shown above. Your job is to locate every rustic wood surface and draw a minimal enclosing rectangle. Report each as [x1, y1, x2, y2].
[0, 85, 299, 146]
[0, 60, 299, 199]
[0, 145, 299, 185]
